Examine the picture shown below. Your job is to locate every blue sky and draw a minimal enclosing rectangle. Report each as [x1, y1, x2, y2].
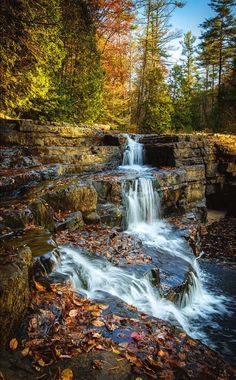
[170, 0, 214, 62]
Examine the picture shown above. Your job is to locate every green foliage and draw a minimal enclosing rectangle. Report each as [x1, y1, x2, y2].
[140, 67, 173, 133]
[169, 32, 199, 131]
[0, 0, 65, 118]
[0, 0, 103, 122]
[199, 0, 236, 130]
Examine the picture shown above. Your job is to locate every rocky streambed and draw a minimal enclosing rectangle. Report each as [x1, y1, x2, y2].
[0, 119, 236, 379]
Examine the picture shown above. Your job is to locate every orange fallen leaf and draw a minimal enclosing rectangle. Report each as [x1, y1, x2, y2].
[34, 280, 45, 292]
[111, 346, 121, 355]
[21, 347, 30, 357]
[60, 368, 73, 380]
[158, 349, 165, 357]
[9, 338, 18, 350]
[91, 311, 101, 317]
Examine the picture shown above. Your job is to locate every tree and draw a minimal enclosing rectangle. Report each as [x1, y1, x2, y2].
[0, 0, 64, 118]
[58, 0, 103, 122]
[95, 0, 135, 125]
[199, 0, 236, 129]
[169, 31, 199, 131]
[181, 31, 197, 94]
[133, 0, 185, 132]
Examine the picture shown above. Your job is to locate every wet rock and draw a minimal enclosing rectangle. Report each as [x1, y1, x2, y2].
[195, 201, 207, 222]
[42, 183, 97, 213]
[29, 199, 55, 232]
[4, 208, 33, 229]
[165, 267, 197, 307]
[32, 248, 60, 277]
[97, 204, 123, 227]
[83, 211, 101, 225]
[0, 246, 32, 349]
[145, 268, 161, 287]
[92, 181, 122, 206]
[186, 183, 205, 203]
[0, 350, 132, 380]
[51, 351, 132, 380]
[56, 211, 84, 231]
[103, 134, 121, 146]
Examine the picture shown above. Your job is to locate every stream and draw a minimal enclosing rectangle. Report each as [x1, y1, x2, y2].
[53, 135, 236, 365]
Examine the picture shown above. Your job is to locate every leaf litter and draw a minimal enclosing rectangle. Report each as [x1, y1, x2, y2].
[56, 225, 152, 266]
[14, 282, 236, 379]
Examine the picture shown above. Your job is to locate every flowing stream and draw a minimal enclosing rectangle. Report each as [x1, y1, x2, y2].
[54, 135, 233, 361]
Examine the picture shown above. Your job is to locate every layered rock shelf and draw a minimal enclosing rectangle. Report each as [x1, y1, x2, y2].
[0, 118, 236, 378]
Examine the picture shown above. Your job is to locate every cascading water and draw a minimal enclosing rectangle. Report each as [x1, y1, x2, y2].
[124, 178, 160, 228]
[54, 135, 227, 343]
[122, 134, 144, 167]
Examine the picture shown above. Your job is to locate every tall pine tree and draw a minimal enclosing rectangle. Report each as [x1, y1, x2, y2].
[199, 0, 236, 130]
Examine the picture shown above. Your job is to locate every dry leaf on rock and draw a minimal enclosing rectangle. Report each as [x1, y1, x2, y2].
[69, 309, 79, 317]
[91, 319, 105, 327]
[9, 338, 18, 350]
[59, 368, 73, 380]
[34, 280, 46, 292]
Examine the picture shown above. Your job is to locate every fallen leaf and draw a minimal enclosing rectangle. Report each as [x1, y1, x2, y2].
[38, 358, 45, 367]
[21, 347, 30, 357]
[60, 368, 73, 380]
[131, 332, 142, 341]
[91, 319, 105, 327]
[111, 347, 121, 355]
[98, 304, 109, 310]
[9, 338, 18, 350]
[92, 332, 102, 338]
[69, 309, 79, 317]
[34, 280, 46, 292]
[158, 349, 166, 357]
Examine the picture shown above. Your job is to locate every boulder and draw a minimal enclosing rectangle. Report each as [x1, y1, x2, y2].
[29, 199, 55, 232]
[83, 212, 101, 225]
[145, 268, 161, 287]
[56, 211, 84, 231]
[97, 204, 123, 227]
[42, 184, 98, 213]
[0, 246, 32, 349]
[4, 208, 33, 229]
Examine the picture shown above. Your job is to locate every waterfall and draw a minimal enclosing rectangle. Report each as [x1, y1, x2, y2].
[122, 135, 144, 166]
[124, 178, 160, 228]
[53, 134, 226, 341]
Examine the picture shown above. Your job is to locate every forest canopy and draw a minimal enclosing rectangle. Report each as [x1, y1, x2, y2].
[0, 0, 236, 132]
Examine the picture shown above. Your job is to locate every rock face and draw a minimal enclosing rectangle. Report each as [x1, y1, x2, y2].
[138, 133, 236, 216]
[56, 211, 84, 231]
[29, 199, 55, 232]
[0, 118, 235, 234]
[42, 183, 98, 214]
[0, 246, 32, 349]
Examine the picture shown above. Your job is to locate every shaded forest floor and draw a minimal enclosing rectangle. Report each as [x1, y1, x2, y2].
[200, 217, 236, 266]
[0, 281, 235, 380]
